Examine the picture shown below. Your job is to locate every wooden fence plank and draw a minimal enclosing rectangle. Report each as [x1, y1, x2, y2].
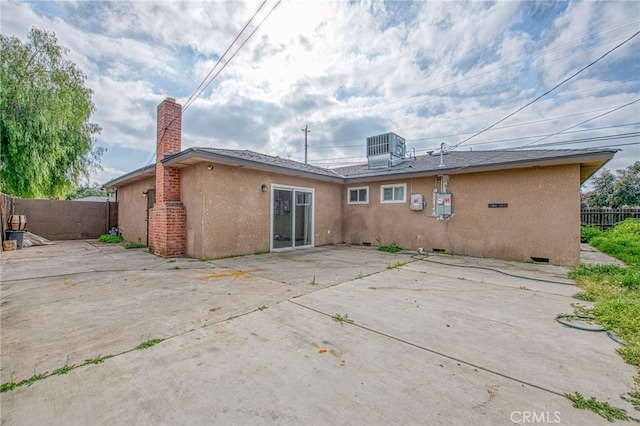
[581, 207, 640, 228]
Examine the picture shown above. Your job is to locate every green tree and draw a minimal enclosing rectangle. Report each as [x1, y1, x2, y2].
[583, 162, 640, 207]
[65, 183, 110, 200]
[611, 161, 640, 207]
[0, 28, 103, 198]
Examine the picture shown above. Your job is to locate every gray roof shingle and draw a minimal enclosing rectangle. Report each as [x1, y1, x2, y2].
[332, 148, 617, 179]
[108, 146, 616, 188]
[191, 148, 342, 179]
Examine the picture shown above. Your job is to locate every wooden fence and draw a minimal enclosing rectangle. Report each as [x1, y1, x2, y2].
[581, 207, 640, 228]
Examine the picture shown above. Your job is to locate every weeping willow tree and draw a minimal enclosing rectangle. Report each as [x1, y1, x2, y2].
[0, 28, 103, 198]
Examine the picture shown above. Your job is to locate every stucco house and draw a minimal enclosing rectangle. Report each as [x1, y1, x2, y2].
[106, 98, 616, 265]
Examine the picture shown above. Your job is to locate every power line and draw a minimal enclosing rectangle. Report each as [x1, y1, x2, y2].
[182, 0, 268, 114]
[145, 0, 281, 166]
[306, 132, 639, 166]
[307, 20, 640, 130]
[451, 29, 640, 149]
[297, 78, 640, 153]
[515, 98, 640, 149]
[182, 0, 282, 114]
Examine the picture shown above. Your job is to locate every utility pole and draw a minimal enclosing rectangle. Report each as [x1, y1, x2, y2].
[301, 125, 310, 164]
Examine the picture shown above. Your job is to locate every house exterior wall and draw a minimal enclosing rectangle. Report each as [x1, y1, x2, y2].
[180, 163, 344, 259]
[116, 177, 155, 244]
[342, 164, 581, 265]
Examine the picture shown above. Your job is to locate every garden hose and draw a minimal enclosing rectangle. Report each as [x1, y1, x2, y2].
[402, 252, 625, 345]
[556, 314, 625, 345]
[408, 253, 575, 285]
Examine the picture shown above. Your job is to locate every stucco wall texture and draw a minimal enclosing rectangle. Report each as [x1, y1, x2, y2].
[180, 163, 344, 259]
[12, 198, 117, 240]
[342, 164, 581, 265]
[117, 177, 155, 245]
[116, 163, 581, 265]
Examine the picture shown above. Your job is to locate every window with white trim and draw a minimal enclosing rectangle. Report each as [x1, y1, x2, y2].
[347, 186, 369, 204]
[380, 183, 406, 203]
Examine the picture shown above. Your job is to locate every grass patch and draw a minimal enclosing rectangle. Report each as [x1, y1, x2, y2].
[378, 245, 402, 253]
[136, 338, 164, 350]
[570, 218, 640, 414]
[565, 392, 634, 422]
[98, 234, 123, 244]
[310, 275, 317, 286]
[331, 313, 354, 325]
[572, 291, 596, 302]
[581, 225, 604, 243]
[583, 219, 640, 266]
[125, 243, 146, 249]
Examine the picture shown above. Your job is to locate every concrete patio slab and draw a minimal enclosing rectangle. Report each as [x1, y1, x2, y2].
[1, 241, 635, 425]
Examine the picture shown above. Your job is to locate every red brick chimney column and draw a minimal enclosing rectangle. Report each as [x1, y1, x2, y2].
[148, 97, 186, 257]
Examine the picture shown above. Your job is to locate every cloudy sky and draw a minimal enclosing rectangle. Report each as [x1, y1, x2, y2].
[2, 0, 639, 186]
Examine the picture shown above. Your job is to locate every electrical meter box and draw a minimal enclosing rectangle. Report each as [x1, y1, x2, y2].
[410, 194, 424, 211]
[436, 193, 452, 216]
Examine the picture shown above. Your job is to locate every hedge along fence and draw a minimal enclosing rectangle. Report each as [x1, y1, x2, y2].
[581, 208, 640, 229]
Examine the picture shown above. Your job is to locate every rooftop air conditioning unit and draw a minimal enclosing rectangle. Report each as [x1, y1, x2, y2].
[366, 132, 406, 169]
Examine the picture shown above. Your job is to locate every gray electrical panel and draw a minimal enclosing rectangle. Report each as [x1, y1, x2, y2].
[436, 193, 452, 216]
[410, 194, 424, 211]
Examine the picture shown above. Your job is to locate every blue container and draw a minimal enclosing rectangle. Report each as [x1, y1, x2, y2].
[6, 230, 25, 249]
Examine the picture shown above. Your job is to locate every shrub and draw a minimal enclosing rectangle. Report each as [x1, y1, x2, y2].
[580, 225, 603, 243]
[98, 234, 123, 243]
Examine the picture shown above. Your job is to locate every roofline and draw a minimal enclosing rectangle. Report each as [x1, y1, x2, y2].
[104, 164, 155, 188]
[162, 148, 345, 183]
[105, 148, 617, 188]
[341, 149, 618, 184]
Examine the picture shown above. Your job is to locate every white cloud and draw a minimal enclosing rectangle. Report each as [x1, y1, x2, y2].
[1, 0, 637, 182]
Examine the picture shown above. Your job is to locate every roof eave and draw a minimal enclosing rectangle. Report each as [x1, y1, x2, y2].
[104, 164, 156, 188]
[163, 148, 344, 183]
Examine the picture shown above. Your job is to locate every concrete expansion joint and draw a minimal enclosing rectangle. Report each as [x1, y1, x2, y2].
[287, 299, 568, 400]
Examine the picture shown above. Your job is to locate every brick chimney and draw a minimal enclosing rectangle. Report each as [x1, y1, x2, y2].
[148, 97, 186, 257]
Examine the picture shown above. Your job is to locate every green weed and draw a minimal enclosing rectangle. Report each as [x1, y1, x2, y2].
[565, 392, 633, 422]
[331, 313, 354, 325]
[52, 357, 74, 375]
[125, 243, 146, 249]
[98, 234, 123, 243]
[1, 370, 49, 393]
[387, 262, 407, 270]
[570, 218, 640, 414]
[136, 338, 164, 350]
[581, 225, 604, 243]
[572, 292, 596, 302]
[257, 305, 267, 311]
[82, 354, 112, 365]
[379, 245, 402, 253]
[310, 276, 317, 286]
